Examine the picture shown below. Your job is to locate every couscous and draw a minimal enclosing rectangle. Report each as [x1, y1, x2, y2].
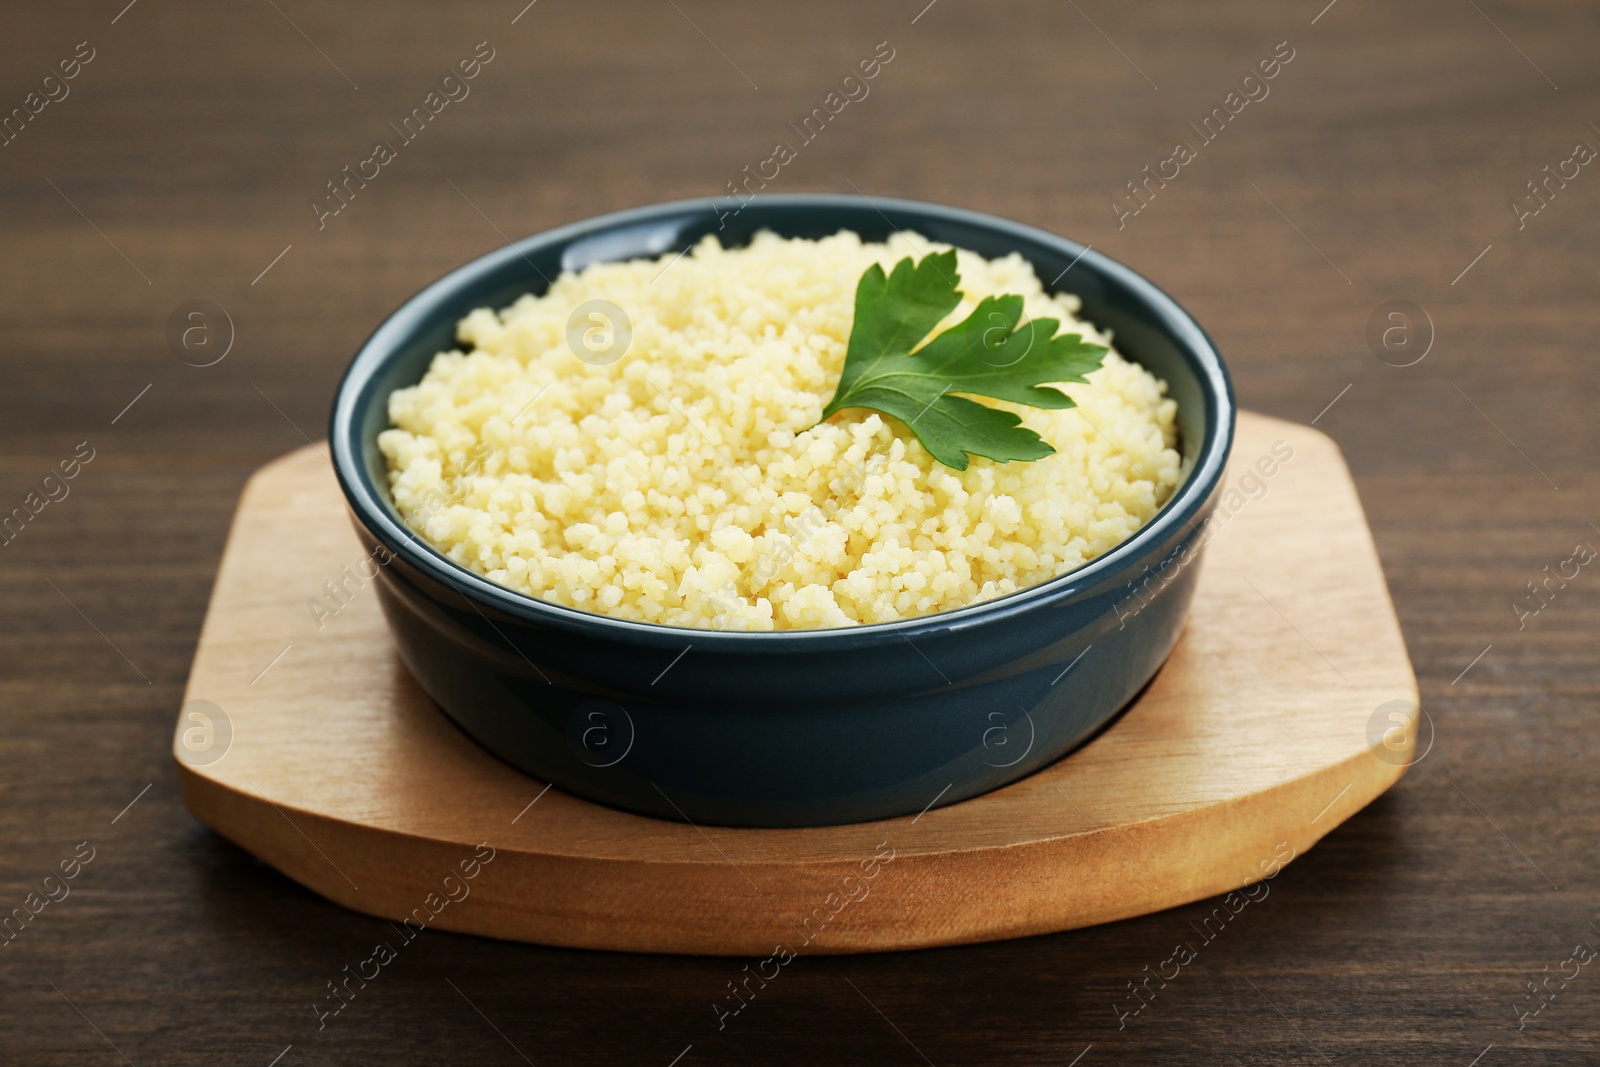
[378, 231, 1182, 630]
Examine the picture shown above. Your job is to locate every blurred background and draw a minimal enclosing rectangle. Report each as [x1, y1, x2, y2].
[2, 1, 1597, 1063]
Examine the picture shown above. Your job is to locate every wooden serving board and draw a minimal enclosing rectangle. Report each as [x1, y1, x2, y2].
[174, 411, 1417, 955]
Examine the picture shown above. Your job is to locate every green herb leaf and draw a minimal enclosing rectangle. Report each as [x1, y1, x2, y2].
[818, 251, 1108, 471]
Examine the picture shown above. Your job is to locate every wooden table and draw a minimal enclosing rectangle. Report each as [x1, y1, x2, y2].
[2, 1, 1594, 1063]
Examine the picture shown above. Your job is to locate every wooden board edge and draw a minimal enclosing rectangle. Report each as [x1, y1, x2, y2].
[175, 741, 1410, 956]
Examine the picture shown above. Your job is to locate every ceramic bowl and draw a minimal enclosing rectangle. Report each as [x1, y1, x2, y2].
[329, 194, 1234, 827]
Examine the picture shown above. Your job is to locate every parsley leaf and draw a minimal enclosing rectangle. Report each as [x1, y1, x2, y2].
[819, 250, 1108, 471]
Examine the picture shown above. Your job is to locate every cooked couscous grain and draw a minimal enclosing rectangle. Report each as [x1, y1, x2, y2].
[378, 231, 1182, 630]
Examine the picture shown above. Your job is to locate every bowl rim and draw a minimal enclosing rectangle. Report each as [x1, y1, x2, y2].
[330, 192, 1235, 650]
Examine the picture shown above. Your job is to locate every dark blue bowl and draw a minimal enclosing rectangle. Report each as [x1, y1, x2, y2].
[330, 194, 1234, 828]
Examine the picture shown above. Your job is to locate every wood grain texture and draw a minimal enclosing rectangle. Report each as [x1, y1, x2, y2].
[174, 412, 1415, 954]
[4, 0, 1599, 1062]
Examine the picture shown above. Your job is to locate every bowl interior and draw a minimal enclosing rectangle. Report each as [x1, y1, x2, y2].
[336, 194, 1231, 634]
